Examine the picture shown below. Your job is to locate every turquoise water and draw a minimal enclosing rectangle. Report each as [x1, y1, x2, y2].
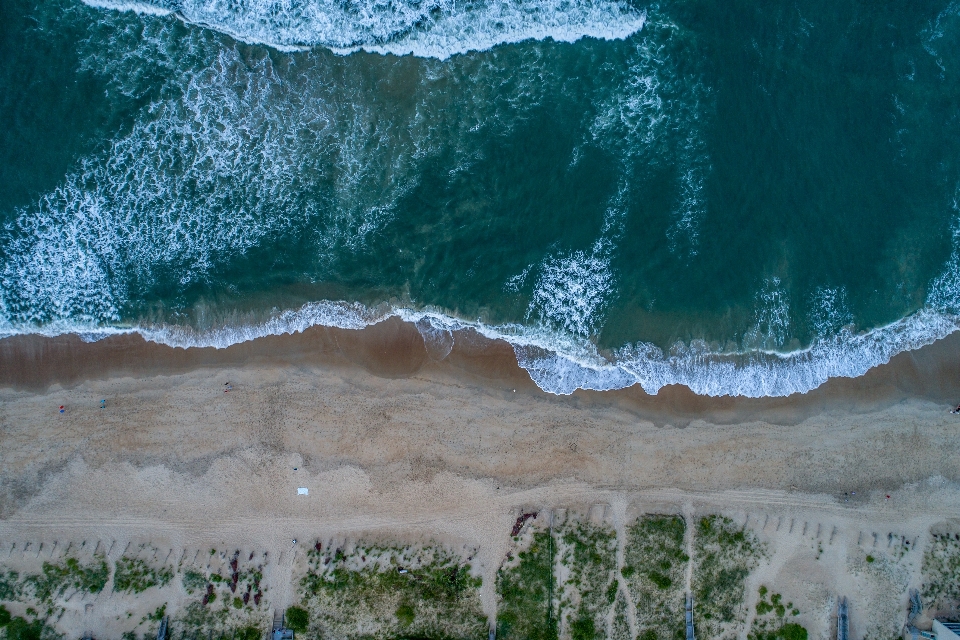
[2, 0, 960, 395]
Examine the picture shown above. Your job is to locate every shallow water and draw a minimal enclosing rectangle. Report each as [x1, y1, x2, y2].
[2, 0, 960, 396]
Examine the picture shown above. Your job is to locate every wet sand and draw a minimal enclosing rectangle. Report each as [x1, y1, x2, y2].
[5, 316, 960, 421]
[2, 316, 960, 512]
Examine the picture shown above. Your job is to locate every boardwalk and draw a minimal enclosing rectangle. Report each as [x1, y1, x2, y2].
[837, 597, 848, 640]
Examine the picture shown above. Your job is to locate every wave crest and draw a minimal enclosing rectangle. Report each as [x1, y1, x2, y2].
[83, 0, 647, 58]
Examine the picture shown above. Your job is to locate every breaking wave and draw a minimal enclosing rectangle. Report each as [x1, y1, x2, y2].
[3, 290, 960, 398]
[82, 0, 648, 58]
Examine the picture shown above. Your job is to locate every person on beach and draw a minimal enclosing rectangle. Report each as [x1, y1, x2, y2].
[952, 404, 960, 414]
[224, 382, 233, 392]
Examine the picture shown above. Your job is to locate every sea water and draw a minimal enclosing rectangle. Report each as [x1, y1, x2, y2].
[2, 0, 960, 396]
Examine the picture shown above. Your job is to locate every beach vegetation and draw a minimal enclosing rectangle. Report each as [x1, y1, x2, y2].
[182, 570, 207, 594]
[0, 572, 19, 601]
[395, 602, 415, 627]
[610, 592, 631, 640]
[0, 605, 10, 627]
[693, 516, 763, 639]
[23, 556, 109, 603]
[146, 604, 166, 623]
[499, 513, 691, 640]
[557, 520, 618, 640]
[174, 596, 266, 640]
[922, 530, 960, 607]
[623, 515, 687, 640]
[300, 542, 486, 639]
[233, 626, 261, 640]
[2, 616, 45, 640]
[749, 586, 806, 640]
[497, 531, 558, 640]
[284, 606, 308, 632]
[114, 557, 173, 594]
[569, 609, 595, 640]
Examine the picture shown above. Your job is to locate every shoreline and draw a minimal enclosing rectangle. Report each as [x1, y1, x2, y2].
[4, 315, 960, 423]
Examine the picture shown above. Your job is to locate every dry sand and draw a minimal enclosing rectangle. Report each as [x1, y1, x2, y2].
[3, 318, 960, 638]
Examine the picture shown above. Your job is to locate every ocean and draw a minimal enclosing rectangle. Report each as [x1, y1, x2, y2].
[2, 0, 960, 396]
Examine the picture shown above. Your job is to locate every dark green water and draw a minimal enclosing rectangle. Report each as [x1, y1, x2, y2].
[2, 0, 960, 395]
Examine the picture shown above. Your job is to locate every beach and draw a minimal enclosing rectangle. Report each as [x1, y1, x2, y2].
[3, 321, 960, 638]
[3, 0, 960, 636]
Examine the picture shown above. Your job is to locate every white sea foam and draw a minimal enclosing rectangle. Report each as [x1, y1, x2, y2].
[1, 35, 434, 327]
[527, 240, 616, 338]
[3, 290, 960, 397]
[82, 0, 647, 58]
[809, 286, 853, 336]
[742, 277, 792, 350]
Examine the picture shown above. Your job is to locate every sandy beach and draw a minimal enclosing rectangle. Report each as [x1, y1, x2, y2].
[3, 319, 960, 639]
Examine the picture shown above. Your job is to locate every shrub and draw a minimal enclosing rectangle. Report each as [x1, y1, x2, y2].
[0, 605, 10, 627]
[570, 613, 595, 640]
[285, 606, 309, 632]
[396, 602, 415, 627]
[4, 617, 43, 640]
[0, 572, 18, 601]
[778, 623, 807, 640]
[235, 627, 261, 640]
[648, 572, 672, 589]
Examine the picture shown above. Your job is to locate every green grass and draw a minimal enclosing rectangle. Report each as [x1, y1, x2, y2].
[750, 623, 808, 640]
[0, 571, 19, 601]
[23, 556, 109, 603]
[233, 626, 262, 640]
[692, 516, 763, 639]
[623, 516, 687, 640]
[2, 617, 46, 640]
[182, 570, 207, 594]
[301, 543, 487, 640]
[176, 601, 230, 637]
[749, 586, 806, 640]
[497, 531, 557, 640]
[498, 515, 691, 640]
[113, 557, 173, 594]
[147, 604, 167, 622]
[558, 521, 618, 640]
[285, 606, 308, 632]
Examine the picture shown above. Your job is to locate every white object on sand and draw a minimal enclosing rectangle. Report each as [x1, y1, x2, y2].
[297, 487, 309, 495]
